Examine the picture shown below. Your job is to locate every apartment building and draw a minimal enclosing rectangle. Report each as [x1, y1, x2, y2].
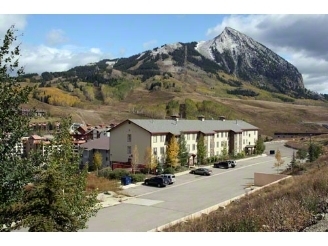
[110, 117, 259, 166]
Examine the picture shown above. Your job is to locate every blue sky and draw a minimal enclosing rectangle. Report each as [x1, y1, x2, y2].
[22, 14, 228, 58]
[0, 1, 327, 94]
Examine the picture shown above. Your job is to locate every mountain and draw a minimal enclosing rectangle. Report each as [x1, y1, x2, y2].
[195, 27, 304, 94]
[26, 27, 323, 99]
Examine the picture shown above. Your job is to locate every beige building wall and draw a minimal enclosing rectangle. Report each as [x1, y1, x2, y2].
[242, 130, 258, 148]
[110, 121, 151, 164]
[234, 132, 243, 154]
[214, 131, 229, 156]
[110, 120, 259, 164]
[185, 133, 198, 155]
[151, 134, 167, 164]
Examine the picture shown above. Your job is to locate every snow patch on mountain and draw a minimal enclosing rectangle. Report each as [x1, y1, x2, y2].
[137, 52, 145, 60]
[105, 61, 116, 66]
[196, 27, 292, 70]
[151, 43, 183, 56]
[195, 41, 214, 61]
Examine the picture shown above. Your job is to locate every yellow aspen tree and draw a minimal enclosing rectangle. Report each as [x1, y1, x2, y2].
[274, 149, 285, 173]
[166, 135, 179, 168]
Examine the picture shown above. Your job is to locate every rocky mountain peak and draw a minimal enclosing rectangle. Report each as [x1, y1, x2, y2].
[196, 27, 305, 94]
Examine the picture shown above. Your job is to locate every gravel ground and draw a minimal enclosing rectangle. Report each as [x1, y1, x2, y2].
[302, 214, 328, 232]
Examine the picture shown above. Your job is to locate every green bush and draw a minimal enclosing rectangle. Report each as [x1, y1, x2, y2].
[98, 168, 130, 180]
[235, 152, 246, 159]
[97, 168, 111, 179]
[163, 167, 175, 174]
[207, 156, 218, 163]
[139, 168, 150, 174]
[130, 173, 146, 183]
[175, 166, 189, 173]
[111, 168, 130, 180]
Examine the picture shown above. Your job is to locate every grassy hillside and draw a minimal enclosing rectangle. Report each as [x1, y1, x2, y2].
[21, 73, 328, 137]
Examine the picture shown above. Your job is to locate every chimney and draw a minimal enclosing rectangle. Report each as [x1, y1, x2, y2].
[218, 116, 226, 121]
[171, 115, 179, 122]
[197, 115, 205, 121]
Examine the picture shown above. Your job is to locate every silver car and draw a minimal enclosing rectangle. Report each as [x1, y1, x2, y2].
[159, 174, 176, 184]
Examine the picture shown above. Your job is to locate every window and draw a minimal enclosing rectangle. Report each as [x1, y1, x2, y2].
[254, 131, 256, 135]
[249, 134, 251, 137]
[192, 144, 196, 151]
[160, 147, 165, 155]
[127, 146, 131, 154]
[153, 136, 157, 143]
[127, 134, 131, 142]
[153, 147, 157, 156]
[186, 134, 190, 140]
[187, 144, 190, 151]
[225, 132, 228, 137]
[192, 134, 196, 140]
[216, 141, 220, 148]
[243, 139, 245, 144]
[221, 132, 223, 137]
[160, 135, 165, 142]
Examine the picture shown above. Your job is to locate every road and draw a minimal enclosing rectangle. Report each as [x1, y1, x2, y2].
[82, 141, 294, 232]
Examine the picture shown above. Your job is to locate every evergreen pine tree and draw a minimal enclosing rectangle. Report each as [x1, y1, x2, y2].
[197, 134, 206, 165]
[178, 132, 189, 166]
[21, 117, 99, 232]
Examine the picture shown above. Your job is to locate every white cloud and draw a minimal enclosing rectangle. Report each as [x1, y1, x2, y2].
[90, 48, 102, 54]
[0, 14, 27, 36]
[46, 29, 69, 46]
[143, 39, 157, 49]
[19, 44, 109, 73]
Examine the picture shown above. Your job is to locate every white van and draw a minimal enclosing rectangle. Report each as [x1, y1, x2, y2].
[159, 174, 176, 184]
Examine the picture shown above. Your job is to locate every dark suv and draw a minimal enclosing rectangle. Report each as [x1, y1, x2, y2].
[144, 176, 167, 187]
[214, 160, 236, 169]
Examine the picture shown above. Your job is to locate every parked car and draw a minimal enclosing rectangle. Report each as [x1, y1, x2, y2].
[159, 174, 176, 184]
[144, 176, 167, 187]
[190, 168, 212, 176]
[213, 160, 236, 169]
[228, 160, 237, 168]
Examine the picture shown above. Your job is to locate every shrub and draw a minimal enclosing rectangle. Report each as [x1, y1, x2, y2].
[130, 173, 146, 183]
[110, 168, 130, 180]
[175, 166, 189, 173]
[163, 167, 175, 174]
[235, 152, 246, 159]
[98, 168, 130, 180]
[139, 168, 150, 174]
[97, 168, 112, 179]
